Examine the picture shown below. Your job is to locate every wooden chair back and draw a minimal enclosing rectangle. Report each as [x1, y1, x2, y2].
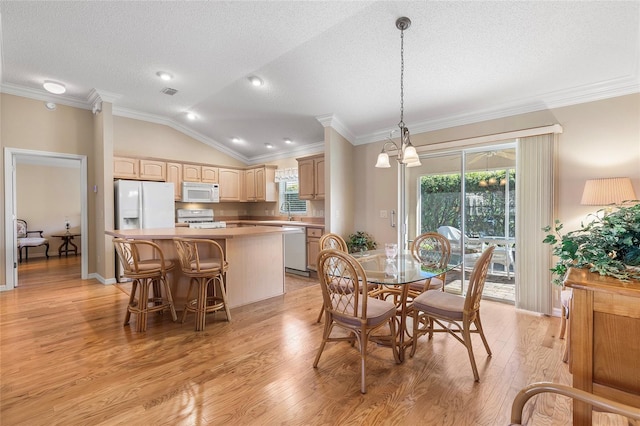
[464, 245, 495, 315]
[411, 232, 451, 269]
[317, 248, 368, 321]
[113, 238, 168, 277]
[319, 233, 348, 252]
[173, 238, 227, 274]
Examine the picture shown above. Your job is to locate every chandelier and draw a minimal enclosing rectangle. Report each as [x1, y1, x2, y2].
[375, 17, 421, 168]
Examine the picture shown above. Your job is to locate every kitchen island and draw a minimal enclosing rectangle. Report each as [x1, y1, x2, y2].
[106, 226, 294, 309]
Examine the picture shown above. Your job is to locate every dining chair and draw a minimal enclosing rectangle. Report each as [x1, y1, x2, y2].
[409, 232, 451, 298]
[410, 245, 495, 381]
[173, 238, 231, 331]
[315, 233, 349, 323]
[313, 248, 400, 394]
[113, 238, 178, 332]
[319, 232, 348, 252]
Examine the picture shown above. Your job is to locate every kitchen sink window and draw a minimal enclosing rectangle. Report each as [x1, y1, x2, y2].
[279, 181, 306, 214]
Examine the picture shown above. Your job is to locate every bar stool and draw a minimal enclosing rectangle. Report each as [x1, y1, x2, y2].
[173, 238, 231, 331]
[113, 238, 178, 332]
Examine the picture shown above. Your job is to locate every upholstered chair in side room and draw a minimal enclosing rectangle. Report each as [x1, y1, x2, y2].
[410, 245, 495, 381]
[16, 219, 49, 262]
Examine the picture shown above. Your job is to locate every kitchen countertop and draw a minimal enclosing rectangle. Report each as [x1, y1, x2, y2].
[107, 225, 297, 240]
[228, 220, 324, 228]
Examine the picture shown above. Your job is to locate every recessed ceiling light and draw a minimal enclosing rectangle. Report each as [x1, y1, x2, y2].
[284, 138, 293, 144]
[44, 102, 57, 111]
[186, 112, 197, 120]
[43, 80, 66, 94]
[232, 137, 241, 143]
[156, 71, 173, 81]
[248, 76, 264, 87]
[265, 143, 273, 149]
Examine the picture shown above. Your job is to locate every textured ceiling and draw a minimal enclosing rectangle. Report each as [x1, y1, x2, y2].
[1, 1, 638, 164]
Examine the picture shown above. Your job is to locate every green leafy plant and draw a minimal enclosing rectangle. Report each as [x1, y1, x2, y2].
[346, 231, 377, 253]
[543, 203, 640, 285]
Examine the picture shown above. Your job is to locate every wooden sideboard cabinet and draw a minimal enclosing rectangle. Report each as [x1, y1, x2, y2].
[297, 154, 324, 200]
[564, 267, 640, 426]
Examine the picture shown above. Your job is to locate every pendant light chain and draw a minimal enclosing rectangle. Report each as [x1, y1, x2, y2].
[399, 26, 405, 130]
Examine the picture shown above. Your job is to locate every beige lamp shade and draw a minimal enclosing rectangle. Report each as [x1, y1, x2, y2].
[580, 177, 637, 205]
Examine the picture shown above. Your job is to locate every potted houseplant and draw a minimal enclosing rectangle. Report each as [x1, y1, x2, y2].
[346, 231, 377, 253]
[543, 202, 640, 285]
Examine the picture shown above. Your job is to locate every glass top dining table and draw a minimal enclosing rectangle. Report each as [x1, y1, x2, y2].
[349, 248, 462, 361]
[351, 249, 462, 285]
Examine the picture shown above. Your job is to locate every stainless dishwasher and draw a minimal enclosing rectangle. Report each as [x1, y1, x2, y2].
[284, 226, 308, 275]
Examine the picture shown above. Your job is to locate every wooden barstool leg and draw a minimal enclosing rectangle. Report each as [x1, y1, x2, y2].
[216, 275, 231, 321]
[196, 277, 208, 331]
[161, 275, 177, 322]
[182, 279, 195, 324]
[124, 279, 138, 326]
[137, 278, 150, 332]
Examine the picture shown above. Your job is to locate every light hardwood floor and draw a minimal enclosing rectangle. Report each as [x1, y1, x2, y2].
[0, 256, 628, 425]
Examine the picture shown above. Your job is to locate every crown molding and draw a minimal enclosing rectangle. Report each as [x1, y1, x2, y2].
[316, 113, 354, 143]
[354, 75, 640, 145]
[1, 83, 91, 110]
[112, 107, 250, 164]
[244, 141, 325, 166]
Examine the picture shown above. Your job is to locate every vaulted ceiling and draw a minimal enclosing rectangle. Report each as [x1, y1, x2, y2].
[1, 1, 638, 164]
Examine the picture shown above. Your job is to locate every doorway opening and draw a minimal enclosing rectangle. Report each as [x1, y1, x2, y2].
[3, 148, 88, 290]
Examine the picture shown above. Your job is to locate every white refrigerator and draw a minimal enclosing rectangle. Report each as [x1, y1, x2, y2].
[114, 180, 175, 281]
[114, 180, 176, 230]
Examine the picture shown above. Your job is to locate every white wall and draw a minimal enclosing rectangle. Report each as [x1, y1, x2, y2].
[353, 94, 640, 246]
[17, 164, 81, 258]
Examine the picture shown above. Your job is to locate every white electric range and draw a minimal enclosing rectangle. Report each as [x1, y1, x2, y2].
[176, 208, 226, 229]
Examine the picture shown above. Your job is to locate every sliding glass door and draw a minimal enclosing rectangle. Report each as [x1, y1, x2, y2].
[407, 143, 516, 300]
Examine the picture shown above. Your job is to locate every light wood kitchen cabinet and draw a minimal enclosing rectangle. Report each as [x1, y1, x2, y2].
[306, 227, 324, 271]
[139, 159, 166, 181]
[113, 156, 139, 179]
[297, 154, 324, 200]
[244, 166, 277, 202]
[166, 162, 183, 201]
[201, 166, 219, 183]
[182, 164, 202, 182]
[219, 168, 242, 201]
[244, 168, 256, 201]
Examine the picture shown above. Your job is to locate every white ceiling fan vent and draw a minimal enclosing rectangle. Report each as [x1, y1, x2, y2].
[161, 87, 178, 96]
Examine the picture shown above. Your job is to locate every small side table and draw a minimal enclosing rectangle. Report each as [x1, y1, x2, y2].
[51, 232, 81, 257]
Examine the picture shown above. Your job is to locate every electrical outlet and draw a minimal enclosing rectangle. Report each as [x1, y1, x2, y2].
[380, 210, 388, 218]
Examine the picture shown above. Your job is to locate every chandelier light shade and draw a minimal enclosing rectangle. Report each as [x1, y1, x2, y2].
[580, 177, 637, 205]
[375, 17, 421, 169]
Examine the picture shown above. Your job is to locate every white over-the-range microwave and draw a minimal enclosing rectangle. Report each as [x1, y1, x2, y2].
[182, 182, 220, 203]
